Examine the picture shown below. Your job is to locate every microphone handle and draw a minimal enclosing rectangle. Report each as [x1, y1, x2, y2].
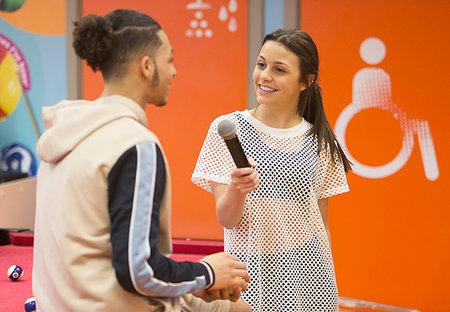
[224, 136, 251, 168]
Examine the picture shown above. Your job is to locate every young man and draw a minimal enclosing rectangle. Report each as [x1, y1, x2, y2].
[32, 9, 250, 312]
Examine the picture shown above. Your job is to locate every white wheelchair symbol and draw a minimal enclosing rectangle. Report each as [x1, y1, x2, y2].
[335, 38, 439, 181]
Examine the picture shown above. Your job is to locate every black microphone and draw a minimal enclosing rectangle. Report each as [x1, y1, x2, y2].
[217, 119, 250, 168]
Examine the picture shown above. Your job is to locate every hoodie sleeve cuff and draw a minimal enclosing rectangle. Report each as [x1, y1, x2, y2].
[199, 261, 215, 290]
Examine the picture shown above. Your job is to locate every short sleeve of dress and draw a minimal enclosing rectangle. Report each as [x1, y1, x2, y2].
[191, 115, 238, 193]
[316, 144, 350, 199]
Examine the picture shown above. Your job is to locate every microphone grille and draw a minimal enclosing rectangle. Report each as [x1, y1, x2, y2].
[217, 119, 236, 140]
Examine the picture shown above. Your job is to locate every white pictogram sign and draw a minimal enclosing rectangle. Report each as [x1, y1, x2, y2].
[185, 0, 238, 38]
[334, 37, 439, 181]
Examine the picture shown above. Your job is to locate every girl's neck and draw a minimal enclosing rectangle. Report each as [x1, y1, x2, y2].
[249, 105, 302, 129]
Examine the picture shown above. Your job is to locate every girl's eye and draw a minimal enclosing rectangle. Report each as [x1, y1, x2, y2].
[275, 67, 285, 73]
[256, 62, 265, 68]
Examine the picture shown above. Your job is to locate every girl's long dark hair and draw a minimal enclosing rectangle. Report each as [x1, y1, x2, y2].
[263, 29, 352, 172]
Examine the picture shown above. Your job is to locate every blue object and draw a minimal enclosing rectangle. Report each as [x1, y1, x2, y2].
[0, 143, 37, 176]
[8, 264, 23, 281]
[24, 297, 36, 312]
[264, 0, 284, 35]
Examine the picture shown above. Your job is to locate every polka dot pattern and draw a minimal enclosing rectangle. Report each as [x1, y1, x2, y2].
[192, 110, 349, 311]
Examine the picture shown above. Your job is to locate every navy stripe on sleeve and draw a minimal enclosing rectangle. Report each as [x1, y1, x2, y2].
[108, 142, 212, 297]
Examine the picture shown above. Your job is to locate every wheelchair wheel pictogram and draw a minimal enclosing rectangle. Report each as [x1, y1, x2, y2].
[335, 38, 439, 181]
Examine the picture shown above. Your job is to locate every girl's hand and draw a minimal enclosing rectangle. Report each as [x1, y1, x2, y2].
[229, 158, 259, 195]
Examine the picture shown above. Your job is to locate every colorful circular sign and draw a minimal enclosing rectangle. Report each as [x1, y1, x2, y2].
[0, 0, 26, 13]
[0, 33, 30, 121]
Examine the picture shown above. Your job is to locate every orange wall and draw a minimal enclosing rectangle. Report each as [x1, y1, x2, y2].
[0, 0, 65, 35]
[301, 0, 450, 311]
[82, 0, 247, 240]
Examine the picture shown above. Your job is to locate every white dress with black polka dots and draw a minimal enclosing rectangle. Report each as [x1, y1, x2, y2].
[192, 110, 349, 312]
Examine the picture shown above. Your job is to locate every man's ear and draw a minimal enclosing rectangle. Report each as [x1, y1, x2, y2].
[140, 56, 154, 78]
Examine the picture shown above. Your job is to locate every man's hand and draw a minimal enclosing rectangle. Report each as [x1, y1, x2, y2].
[193, 286, 242, 303]
[200, 252, 249, 291]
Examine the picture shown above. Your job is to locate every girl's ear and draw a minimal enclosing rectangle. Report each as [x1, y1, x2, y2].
[307, 74, 315, 87]
[300, 74, 315, 92]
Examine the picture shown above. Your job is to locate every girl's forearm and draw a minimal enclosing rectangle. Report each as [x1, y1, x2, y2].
[215, 185, 247, 229]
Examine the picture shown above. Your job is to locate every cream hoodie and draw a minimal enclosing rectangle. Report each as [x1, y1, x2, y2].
[32, 95, 178, 311]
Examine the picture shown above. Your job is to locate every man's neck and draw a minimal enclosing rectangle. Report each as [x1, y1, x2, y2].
[101, 81, 147, 110]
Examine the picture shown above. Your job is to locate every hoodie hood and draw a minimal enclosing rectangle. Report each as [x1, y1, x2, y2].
[37, 95, 148, 163]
